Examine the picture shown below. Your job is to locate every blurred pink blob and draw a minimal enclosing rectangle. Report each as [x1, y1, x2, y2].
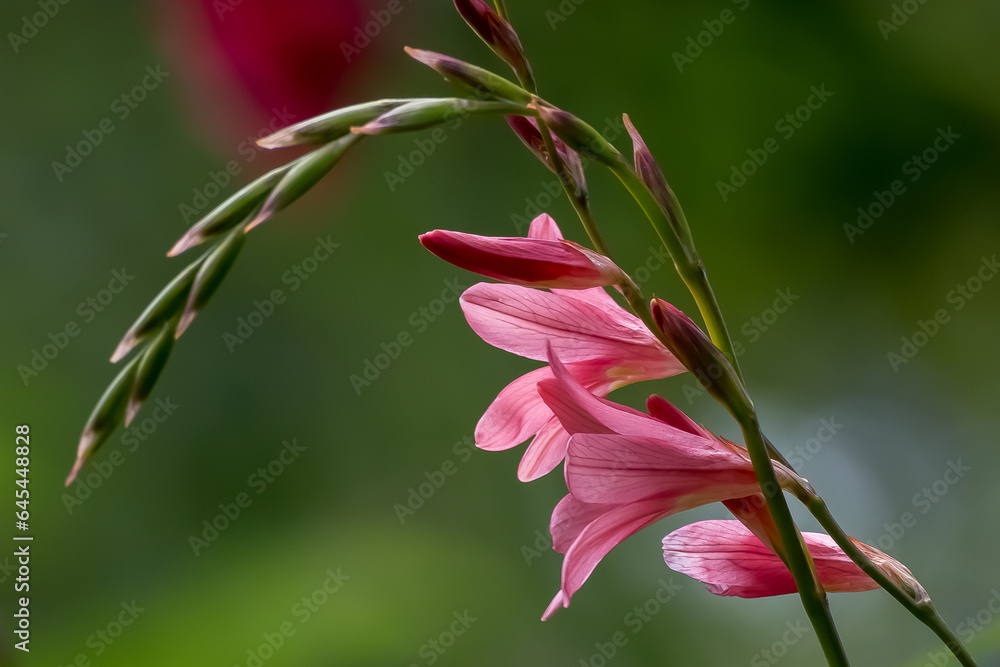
[155, 0, 374, 155]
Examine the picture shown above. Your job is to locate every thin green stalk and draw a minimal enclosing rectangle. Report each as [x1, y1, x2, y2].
[789, 485, 978, 667]
[493, 0, 511, 23]
[608, 162, 745, 380]
[737, 415, 850, 666]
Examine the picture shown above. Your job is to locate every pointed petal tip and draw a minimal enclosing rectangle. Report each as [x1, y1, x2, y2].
[541, 590, 568, 621]
[243, 210, 270, 233]
[256, 133, 290, 150]
[175, 308, 196, 339]
[168, 233, 200, 258]
[65, 458, 84, 486]
[110, 334, 136, 363]
[66, 431, 94, 486]
[124, 397, 141, 428]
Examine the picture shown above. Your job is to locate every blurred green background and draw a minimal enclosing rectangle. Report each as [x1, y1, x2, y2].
[2, 1, 1000, 665]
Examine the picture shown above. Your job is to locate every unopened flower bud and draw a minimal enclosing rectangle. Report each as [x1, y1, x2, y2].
[404, 48, 532, 105]
[420, 227, 623, 289]
[651, 298, 751, 413]
[507, 116, 586, 196]
[257, 99, 409, 149]
[452, 0, 535, 90]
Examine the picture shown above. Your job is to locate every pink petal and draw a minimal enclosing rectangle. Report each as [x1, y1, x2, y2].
[645, 394, 708, 437]
[475, 367, 557, 451]
[537, 353, 676, 438]
[552, 285, 627, 313]
[516, 418, 570, 482]
[566, 433, 759, 506]
[550, 497, 673, 617]
[549, 494, 614, 554]
[527, 213, 562, 241]
[662, 520, 879, 598]
[474, 362, 613, 453]
[461, 283, 676, 367]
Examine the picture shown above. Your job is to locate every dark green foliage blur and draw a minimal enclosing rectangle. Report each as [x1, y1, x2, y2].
[2, 1, 999, 665]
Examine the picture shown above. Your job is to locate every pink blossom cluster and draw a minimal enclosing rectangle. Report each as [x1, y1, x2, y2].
[422, 210, 917, 619]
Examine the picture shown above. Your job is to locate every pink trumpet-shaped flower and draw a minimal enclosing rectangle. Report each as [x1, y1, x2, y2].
[420, 214, 623, 289]
[457, 216, 684, 481]
[661, 520, 926, 599]
[536, 352, 797, 619]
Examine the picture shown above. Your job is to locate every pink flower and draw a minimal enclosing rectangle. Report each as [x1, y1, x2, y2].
[456, 216, 684, 481]
[535, 352, 795, 619]
[420, 214, 623, 289]
[661, 520, 926, 600]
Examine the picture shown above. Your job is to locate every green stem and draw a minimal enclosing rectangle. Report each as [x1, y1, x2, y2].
[493, 0, 511, 23]
[736, 415, 850, 666]
[608, 162, 745, 380]
[789, 485, 978, 667]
